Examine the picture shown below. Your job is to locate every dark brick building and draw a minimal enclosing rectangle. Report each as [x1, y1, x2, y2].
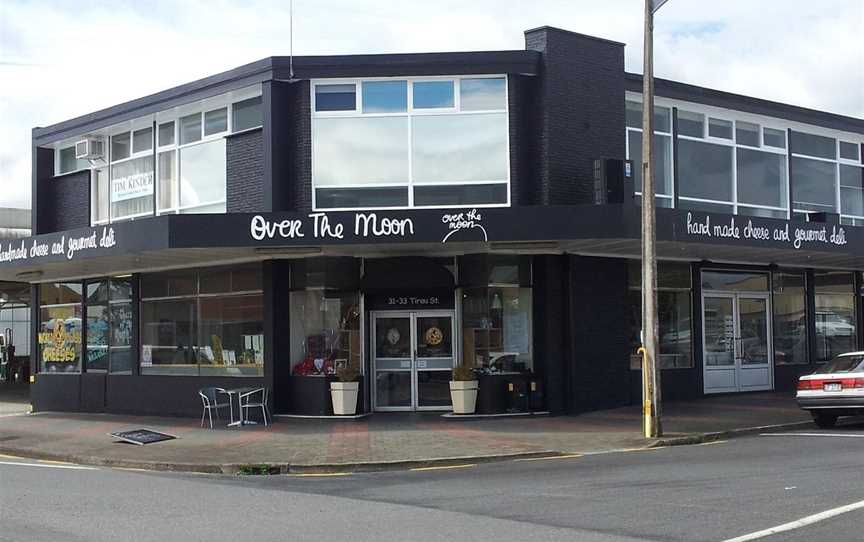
[1, 26, 863, 418]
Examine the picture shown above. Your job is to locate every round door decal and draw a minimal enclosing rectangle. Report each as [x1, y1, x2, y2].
[425, 326, 444, 346]
[386, 327, 401, 345]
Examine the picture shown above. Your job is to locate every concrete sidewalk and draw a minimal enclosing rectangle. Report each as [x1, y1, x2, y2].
[0, 392, 812, 474]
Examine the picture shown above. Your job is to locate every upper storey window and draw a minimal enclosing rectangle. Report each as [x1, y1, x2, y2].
[72, 87, 262, 225]
[625, 100, 673, 207]
[675, 105, 789, 219]
[790, 131, 864, 224]
[312, 76, 510, 210]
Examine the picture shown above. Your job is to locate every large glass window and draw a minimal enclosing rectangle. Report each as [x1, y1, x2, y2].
[313, 117, 409, 186]
[69, 88, 261, 225]
[179, 138, 227, 211]
[625, 100, 673, 204]
[38, 283, 83, 374]
[232, 96, 263, 132]
[462, 287, 533, 372]
[772, 271, 808, 365]
[814, 271, 857, 362]
[85, 278, 132, 374]
[110, 155, 154, 219]
[140, 265, 263, 376]
[678, 139, 733, 202]
[737, 147, 787, 209]
[627, 261, 693, 369]
[91, 167, 109, 224]
[412, 114, 508, 184]
[624, 98, 864, 220]
[58, 146, 89, 174]
[791, 156, 836, 214]
[312, 76, 509, 209]
[289, 290, 361, 376]
[459, 255, 532, 373]
[840, 165, 864, 220]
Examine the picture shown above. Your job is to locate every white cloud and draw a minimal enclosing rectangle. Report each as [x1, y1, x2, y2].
[1, 0, 862, 209]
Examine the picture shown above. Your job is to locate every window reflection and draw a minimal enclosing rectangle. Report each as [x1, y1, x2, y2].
[412, 113, 507, 184]
[460, 78, 506, 111]
[772, 272, 808, 365]
[179, 139, 227, 209]
[313, 117, 409, 186]
[814, 272, 856, 362]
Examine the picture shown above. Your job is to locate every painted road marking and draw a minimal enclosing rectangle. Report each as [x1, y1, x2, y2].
[695, 440, 728, 446]
[0, 460, 98, 471]
[723, 498, 864, 542]
[410, 464, 476, 472]
[291, 472, 353, 477]
[761, 432, 864, 438]
[513, 454, 582, 462]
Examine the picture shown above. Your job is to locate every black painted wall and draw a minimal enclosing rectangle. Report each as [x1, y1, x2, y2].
[37, 169, 90, 234]
[226, 127, 264, 213]
[567, 255, 632, 412]
[533, 255, 569, 413]
[289, 81, 313, 212]
[525, 27, 626, 206]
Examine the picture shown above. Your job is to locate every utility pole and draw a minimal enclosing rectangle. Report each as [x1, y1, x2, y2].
[641, 0, 666, 438]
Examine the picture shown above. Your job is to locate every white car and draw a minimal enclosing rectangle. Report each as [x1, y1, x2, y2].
[797, 352, 864, 428]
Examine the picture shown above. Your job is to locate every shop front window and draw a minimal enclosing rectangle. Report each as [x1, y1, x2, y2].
[38, 283, 83, 374]
[627, 261, 693, 369]
[85, 278, 133, 374]
[461, 287, 532, 372]
[814, 271, 857, 362]
[458, 255, 532, 373]
[289, 290, 361, 376]
[772, 271, 808, 365]
[140, 265, 263, 376]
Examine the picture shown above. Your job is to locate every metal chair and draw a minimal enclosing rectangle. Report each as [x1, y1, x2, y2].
[199, 387, 230, 429]
[240, 387, 270, 426]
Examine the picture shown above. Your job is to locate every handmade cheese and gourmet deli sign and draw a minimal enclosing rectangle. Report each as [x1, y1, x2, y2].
[1, 206, 863, 275]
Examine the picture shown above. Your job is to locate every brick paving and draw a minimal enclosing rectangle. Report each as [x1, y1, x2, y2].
[0, 392, 810, 471]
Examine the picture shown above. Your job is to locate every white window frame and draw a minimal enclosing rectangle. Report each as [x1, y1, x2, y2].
[310, 74, 511, 211]
[625, 91, 864, 222]
[625, 97, 674, 205]
[51, 85, 261, 227]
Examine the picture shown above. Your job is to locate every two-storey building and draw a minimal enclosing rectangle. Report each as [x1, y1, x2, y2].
[1, 26, 863, 417]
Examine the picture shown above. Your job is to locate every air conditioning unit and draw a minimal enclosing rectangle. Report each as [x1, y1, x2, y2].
[75, 137, 104, 160]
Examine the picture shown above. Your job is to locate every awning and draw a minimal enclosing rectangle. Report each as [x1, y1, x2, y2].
[2, 205, 863, 282]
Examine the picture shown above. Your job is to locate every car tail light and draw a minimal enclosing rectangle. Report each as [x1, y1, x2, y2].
[798, 379, 820, 390]
[853, 378, 864, 389]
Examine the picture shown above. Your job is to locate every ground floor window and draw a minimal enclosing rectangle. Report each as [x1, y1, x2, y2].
[289, 290, 361, 376]
[814, 271, 857, 362]
[461, 287, 532, 372]
[458, 255, 533, 374]
[627, 261, 693, 369]
[38, 283, 83, 374]
[85, 278, 133, 374]
[140, 265, 264, 376]
[772, 271, 808, 365]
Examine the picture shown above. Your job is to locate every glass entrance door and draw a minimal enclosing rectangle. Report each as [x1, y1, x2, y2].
[703, 293, 773, 393]
[372, 311, 455, 411]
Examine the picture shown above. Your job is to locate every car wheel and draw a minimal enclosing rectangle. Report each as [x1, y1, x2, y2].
[812, 413, 838, 429]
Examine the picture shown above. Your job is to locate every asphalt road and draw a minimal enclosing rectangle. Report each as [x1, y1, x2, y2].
[1, 421, 863, 542]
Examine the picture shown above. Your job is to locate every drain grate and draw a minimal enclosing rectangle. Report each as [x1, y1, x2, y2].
[0, 435, 20, 442]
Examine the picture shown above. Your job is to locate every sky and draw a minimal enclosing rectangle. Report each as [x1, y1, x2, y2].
[1, 0, 862, 209]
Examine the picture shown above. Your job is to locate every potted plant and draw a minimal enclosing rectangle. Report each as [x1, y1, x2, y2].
[330, 363, 360, 415]
[449, 363, 479, 414]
